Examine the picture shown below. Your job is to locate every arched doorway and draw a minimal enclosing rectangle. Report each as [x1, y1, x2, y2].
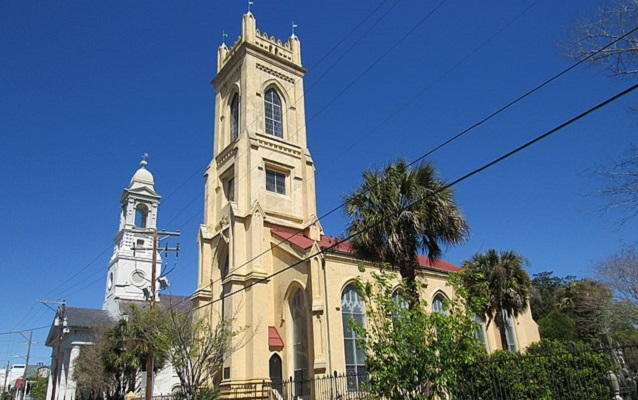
[269, 354, 283, 395]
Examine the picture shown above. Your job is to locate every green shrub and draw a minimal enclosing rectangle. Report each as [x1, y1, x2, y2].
[451, 340, 613, 400]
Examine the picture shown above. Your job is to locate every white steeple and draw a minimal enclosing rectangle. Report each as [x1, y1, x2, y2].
[103, 159, 162, 316]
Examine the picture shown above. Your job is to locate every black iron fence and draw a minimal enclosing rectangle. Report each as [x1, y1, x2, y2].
[216, 372, 371, 400]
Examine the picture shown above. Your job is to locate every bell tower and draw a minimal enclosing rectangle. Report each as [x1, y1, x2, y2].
[194, 12, 320, 386]
[205, 11, 317, 231]
[103, 160, 162, 316]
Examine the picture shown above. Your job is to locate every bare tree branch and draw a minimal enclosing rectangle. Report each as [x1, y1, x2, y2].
[595, 245, 638, 305]
[565, 0, 638, 77]
[590, 145, 638, 223]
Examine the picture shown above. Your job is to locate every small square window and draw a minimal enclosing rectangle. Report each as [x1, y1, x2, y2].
[266, 169, 286, 195]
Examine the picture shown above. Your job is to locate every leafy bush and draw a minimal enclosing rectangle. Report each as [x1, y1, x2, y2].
[451, 340, 613, 400]
[354, 270, 486, 400]
[538, 311, 578, 342]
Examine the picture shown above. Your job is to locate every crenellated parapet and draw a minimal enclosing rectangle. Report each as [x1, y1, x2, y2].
[217, 12, 301, 72]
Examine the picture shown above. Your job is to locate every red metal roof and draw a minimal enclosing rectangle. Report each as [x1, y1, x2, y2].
[270, 226, 460, 273]
[268, 326, 284, 348]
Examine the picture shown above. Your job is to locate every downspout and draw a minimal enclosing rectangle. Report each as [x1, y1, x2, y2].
[321, 255, 333, 374]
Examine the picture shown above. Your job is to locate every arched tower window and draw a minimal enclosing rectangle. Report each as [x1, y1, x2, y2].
[264, 88, 283, 138]
[290, 289, 309, 397]
[134, 204, 148, 228]
[230, 93, 239, 141]
[341, 284, 366, 386]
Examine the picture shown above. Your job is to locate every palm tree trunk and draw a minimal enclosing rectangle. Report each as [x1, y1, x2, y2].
[406, 278, 419, 309]
[401, 262, 420, 309]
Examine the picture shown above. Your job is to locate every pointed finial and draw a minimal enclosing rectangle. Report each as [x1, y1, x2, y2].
[222, 31, 228, 45]
[291, 21, 298, 36]
[141, 153, 149, 168]
[248, 0, 254, 12]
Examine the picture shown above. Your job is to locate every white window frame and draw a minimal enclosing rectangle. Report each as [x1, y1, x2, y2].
[342, 284, 366, 390]
[503, 310, 518, 352]
[432, 294, 446, 314]
[473, 316, 490, 352]
[266, 169, 286, 195]
[264, 88, 283, 138]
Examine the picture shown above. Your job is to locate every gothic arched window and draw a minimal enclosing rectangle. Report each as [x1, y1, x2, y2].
[432, 293, 446, 314]
[230, 93, 239, 141]
[264, 88, 283, 138]
[392, 290, 409, 310]
[290, 289, 309, 396]
[391, 290, 408, 325]
[341, 284, 366, 386]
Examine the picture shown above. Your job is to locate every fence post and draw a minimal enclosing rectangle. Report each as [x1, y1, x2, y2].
[608, 371, 623, 400]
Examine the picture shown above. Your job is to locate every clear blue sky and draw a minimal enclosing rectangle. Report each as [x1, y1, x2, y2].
[1, 0, 636, 364]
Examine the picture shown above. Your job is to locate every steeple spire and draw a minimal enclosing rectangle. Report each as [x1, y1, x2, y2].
[104, 160, 162, 315]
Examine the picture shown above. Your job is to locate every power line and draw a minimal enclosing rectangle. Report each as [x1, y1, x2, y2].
[194, 82, 638, 311]
[0, 326, 49, 336]
[321, 0, 543, 169]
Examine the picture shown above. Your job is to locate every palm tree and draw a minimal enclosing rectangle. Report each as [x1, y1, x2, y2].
[460, 249, 532, 351]
[344, 159, 469, 305]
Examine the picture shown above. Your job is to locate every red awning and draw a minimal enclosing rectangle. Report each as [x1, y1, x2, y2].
[269, 326, 284, 348]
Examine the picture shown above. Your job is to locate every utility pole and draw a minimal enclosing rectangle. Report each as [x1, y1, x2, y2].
[3, 360, 9, 394]
[48, 302, 66, 400]
[142, 228, 179, 400]
[20, 331, 32, 400]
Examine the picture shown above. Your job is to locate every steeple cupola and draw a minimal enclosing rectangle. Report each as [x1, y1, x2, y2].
[129, 160, 156, 192]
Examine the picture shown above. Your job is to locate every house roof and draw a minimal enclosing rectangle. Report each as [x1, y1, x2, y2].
[270, 226, 461, 273]
[46, 295, 192, 347]
[118, 294, 193, 316]
[45, 307, 115, 346]
[65, 307, 114, 329]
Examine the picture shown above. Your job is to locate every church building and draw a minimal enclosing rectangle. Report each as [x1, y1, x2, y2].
[193, 11, 540, 396]
[46, 161, 188, 400]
